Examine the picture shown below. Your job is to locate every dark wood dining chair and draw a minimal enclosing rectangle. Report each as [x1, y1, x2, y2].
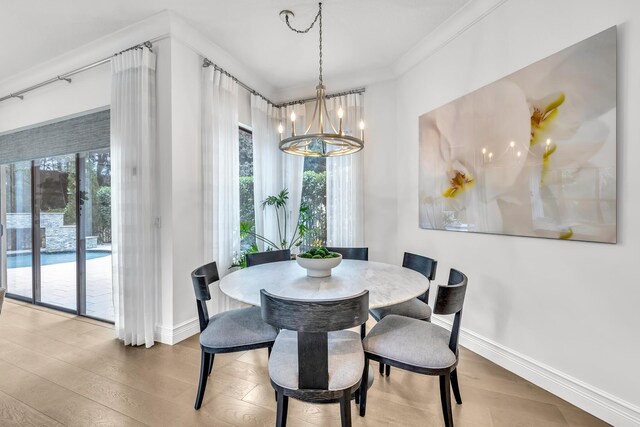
[326, 247, 368, 261]
[191, 261, 278, 410]
[246, 249, 291, 267]
[359, 269, 468, 427]
[261, 289, 370, 427]
[369, 252, 437, 376]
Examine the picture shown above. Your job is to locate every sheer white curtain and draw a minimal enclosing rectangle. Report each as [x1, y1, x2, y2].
[283, 104, 305, 252]
[250, 96, 283, 250]
[327, 94, 365, 246]
[251, 99, 305, 252]
[202, 68, 241, 313]
[111, 47, 158, 348]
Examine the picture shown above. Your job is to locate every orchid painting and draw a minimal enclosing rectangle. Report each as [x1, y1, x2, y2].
[419, 27, 616, 243]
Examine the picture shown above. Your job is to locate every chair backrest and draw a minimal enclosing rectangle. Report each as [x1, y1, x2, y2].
[433, 268, 468, 354]
[261, 289, 369, 390]
[246, 249, 291, 267]
[191, 261, 220, 332]
[326, 247, 368, 261]
[0, 287, 5, 315]
[402, 252, 437, 281]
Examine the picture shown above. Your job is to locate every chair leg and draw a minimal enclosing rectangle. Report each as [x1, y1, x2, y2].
[354, 388, 360, 404]
[378, 361, 384, 375]
[439, 374, 454, 427]
[207, 353, 215, 376]
[359, 359, 369, 417]
[450, 368, 462, 404]
[276, 391, 288, 427]
[385, 364, 391, 376]
[195, 351, 212, 410]
[340, 390, 352, 427]
[268, 347, 277, 402]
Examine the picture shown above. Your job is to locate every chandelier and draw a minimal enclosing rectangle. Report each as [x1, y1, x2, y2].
[278, 2, 365, 157]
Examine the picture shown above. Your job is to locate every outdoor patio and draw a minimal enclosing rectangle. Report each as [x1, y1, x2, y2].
[7, 253, 113, 321]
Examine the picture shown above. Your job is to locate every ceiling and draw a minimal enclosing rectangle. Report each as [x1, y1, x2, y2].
[0, 0, 471, 90]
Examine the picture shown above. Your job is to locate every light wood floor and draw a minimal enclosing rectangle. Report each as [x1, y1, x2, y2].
[0, 300, 609, 427]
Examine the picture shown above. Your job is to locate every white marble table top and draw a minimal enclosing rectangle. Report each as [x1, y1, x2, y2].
[219, 259, 429, 309]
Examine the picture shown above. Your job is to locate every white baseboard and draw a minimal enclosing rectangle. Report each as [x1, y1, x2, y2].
[431, 316, 640, 427]
[155, 317, 200, 345]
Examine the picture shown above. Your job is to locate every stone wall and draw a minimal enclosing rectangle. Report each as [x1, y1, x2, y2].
[6, 212, 97, 253]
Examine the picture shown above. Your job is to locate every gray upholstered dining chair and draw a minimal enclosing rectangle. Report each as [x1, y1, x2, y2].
[359, 269, 468, 427]
[191, 261, 278, 410]
[326, 247, 368, 261]
[260, 289, 369, 427]
[0, 287, 5, 315]
[369, 252, 437, 376]
[246, 249, 291, 267]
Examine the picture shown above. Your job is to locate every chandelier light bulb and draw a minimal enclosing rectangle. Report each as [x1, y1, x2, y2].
[546, 138, 551, 146]
[482, 148, 487, 154]
[359, 120, 365, 130]
[489, 152, 493, 160]
[278, 123, 284, 134]
[517, 151, 522, 157]
[290, 111, 296, 122]
[510, 141, 515, 148]
[338, 107, 344, 119]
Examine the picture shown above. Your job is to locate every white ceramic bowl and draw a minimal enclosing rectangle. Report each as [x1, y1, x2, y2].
[296, 253, 343, 277]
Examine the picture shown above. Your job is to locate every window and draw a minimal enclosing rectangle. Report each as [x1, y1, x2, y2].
[237, 126, 327, 252]
[239, 127, 255, 251]
[301, 157, 326, 247]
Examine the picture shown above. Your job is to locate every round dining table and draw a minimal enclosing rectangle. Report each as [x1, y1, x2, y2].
[219, 259, 429, 308]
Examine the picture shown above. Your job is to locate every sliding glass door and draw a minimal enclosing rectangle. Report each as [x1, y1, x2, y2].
[4, 161, 34, 300]
[34, 155, 78, 311]
[1, 151, 113, 322]
[80, 150, 113, 321]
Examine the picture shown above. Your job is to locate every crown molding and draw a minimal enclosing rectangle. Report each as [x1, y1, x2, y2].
[0, 11, 171, 94]
[167, 11, 278, 102]
[393, 0, 510, 77]
[0, 1, 510, 101]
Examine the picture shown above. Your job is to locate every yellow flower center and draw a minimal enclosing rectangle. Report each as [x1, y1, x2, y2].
[559, 228, 573, 240]
[530, 92, 565, 146]
[443, 170, 475, 198]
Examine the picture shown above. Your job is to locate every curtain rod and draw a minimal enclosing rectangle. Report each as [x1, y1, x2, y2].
[0, 39, 159, 104]
[202, 58, 365, 108]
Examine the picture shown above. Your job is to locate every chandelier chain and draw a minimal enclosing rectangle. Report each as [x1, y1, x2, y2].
[319, 3, 323, 85]
[284, 2, 323, 86]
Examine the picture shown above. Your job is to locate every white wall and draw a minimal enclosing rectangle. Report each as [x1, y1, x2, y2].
[0, 65, 110, 134]
[168, 37, 205, 332]
[365, 0, 639, 424]
[363, 80, 398, 264]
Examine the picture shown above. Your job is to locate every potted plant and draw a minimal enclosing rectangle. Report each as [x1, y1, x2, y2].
[233, 189, 312, 268]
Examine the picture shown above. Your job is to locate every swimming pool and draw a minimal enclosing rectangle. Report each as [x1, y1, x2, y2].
[7, 250, 111, 269]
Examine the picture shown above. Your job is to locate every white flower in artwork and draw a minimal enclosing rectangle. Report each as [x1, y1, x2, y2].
[506, 29, 616, 240]
[419, 79, 530, 232]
